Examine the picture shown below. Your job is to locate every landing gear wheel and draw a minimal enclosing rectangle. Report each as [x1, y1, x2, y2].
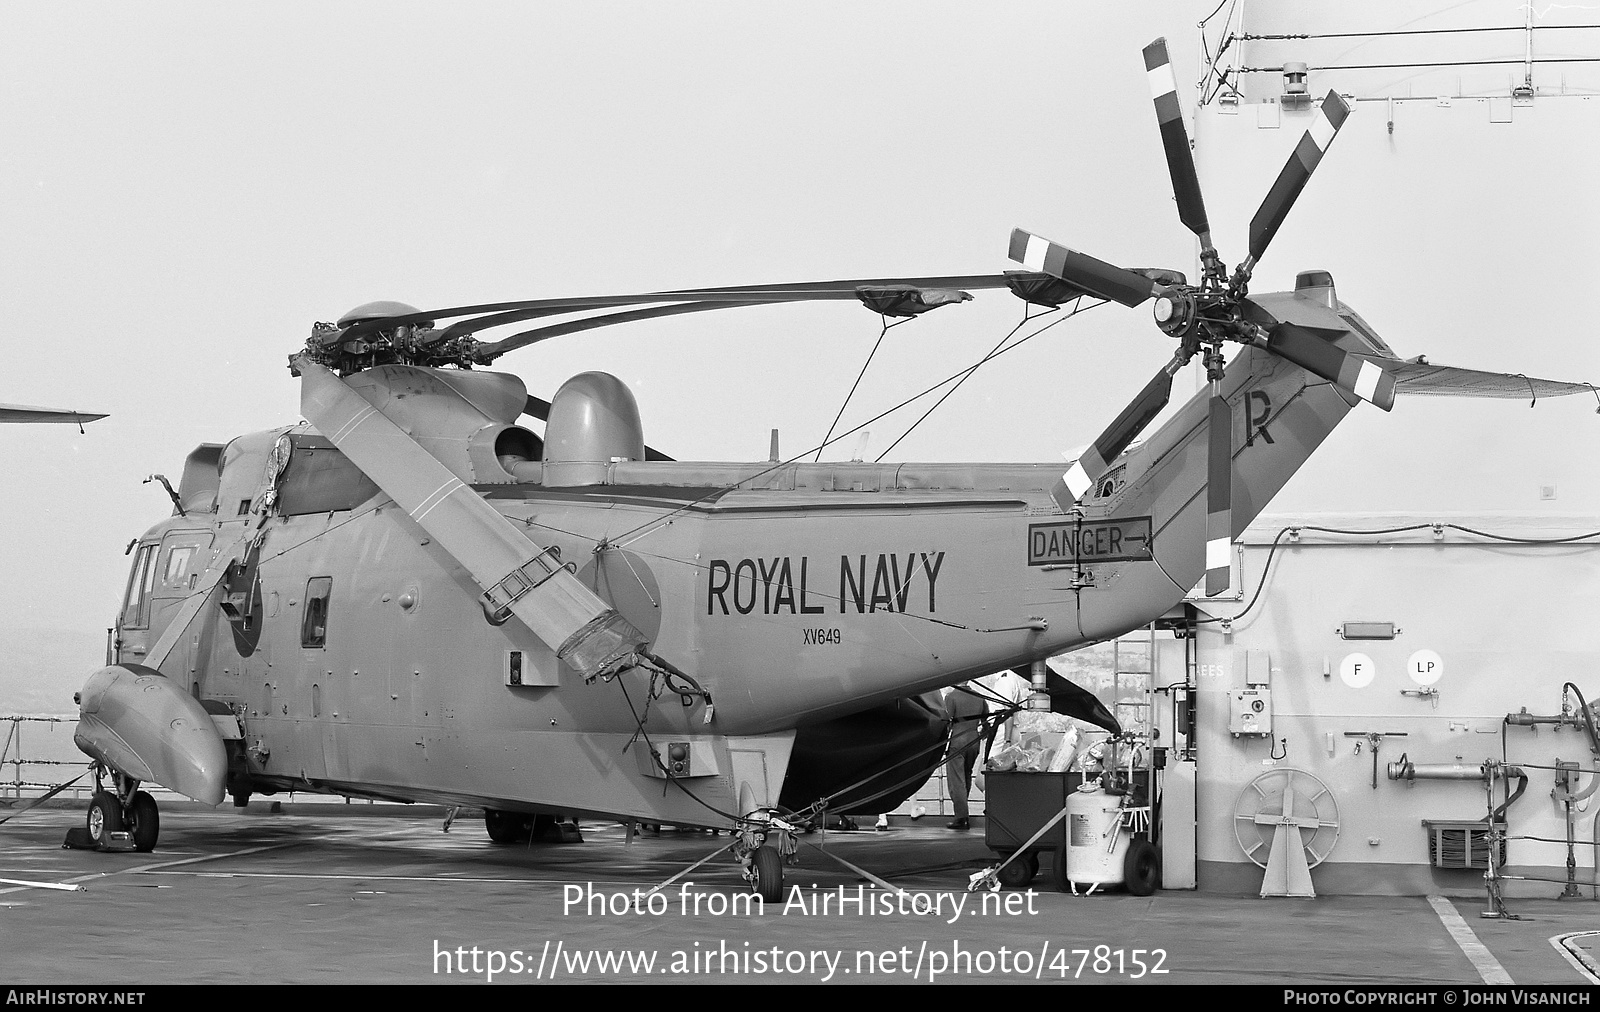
[1122, 837, 1159, 896]
[484, 809, 530, 844]
[1050, 846, 1070, 893]
[996, 851, 1039, 888]
[127, 791, 159, 853]
[750, 846, 784, 903]
[86, 791, 122, 848]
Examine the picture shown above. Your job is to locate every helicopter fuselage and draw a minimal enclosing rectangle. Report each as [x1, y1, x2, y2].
[99, 291, 1365, 826]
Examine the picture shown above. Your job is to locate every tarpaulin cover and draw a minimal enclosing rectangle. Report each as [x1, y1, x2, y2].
[1004, 271, 1091, 308]
[1010, 666, 1123, 735]
[854, 285, 972, 318]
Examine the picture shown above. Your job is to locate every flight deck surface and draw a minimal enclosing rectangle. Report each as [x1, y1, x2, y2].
[1, 804, 1596, 987]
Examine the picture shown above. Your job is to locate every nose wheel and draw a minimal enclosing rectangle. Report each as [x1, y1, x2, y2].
[73, 767, 160, 853]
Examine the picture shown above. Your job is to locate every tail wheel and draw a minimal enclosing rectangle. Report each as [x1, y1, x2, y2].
[86, 791, 122, 847]
[1123, 838, 1159, 896]
[127, 791, 159, 853]
[750, 846, 784, 903]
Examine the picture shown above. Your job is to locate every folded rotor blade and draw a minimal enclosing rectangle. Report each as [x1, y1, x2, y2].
[1008, 229, 1158, 308]
[1267, 322, 1396, 411]
[1247, 91, 1352, 268]
[1049, 353, 1184, 511]
[335, 275, 1018, 344]
[476, 300, 783, 360]
[1204, 386, 1233, 597]
[295, 356, 648, 679]
[1144, 38, 1213, 253]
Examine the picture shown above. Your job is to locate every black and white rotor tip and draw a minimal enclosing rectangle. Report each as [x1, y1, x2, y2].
[1007, 229, 1158, 309]
[1266, 322, 1397, 412]
[1053, 450, 1104, 510]
[1204, 390, 1233, 597]
[1143, 38, 1213, 252]
[1246, 90, 1352, 270]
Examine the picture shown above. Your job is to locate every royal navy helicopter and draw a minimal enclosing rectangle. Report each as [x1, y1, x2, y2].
[70, 40, 1594, 899]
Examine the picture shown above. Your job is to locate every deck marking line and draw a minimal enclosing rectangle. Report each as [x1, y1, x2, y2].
[146, 870, 539, 884]
[0, 840, 302, 895]
[0, 877, 83, 892]
[1551, 932, 1600, 984]
[1427, 894, 1513, 984]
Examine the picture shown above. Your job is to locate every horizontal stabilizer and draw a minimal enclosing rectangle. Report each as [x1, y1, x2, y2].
[1383, 359, 1597, 401]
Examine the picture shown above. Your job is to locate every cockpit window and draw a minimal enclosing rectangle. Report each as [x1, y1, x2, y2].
[119, 544, 158, 629]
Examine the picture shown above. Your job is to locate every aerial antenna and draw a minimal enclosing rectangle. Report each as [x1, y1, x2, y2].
[144, 474, 186, 517]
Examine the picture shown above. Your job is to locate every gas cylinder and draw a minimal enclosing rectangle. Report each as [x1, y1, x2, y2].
[1065, 783, 1130, 886]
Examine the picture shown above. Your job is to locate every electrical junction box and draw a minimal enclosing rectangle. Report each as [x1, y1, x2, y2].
[637, 738, 720, 779]
[1230, 688, 1272, 737]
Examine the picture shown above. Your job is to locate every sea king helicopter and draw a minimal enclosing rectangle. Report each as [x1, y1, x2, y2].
[72, 41, 1594, 899]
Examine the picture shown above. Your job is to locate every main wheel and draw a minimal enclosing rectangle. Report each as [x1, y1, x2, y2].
[86, 791, 122, 848]
[484, 809, 531, 844]
[1122, 837, 1159, 896]
[996, 851, 1039, 888]
[127, 791, 159, 853]
[750, 846, 784, 903]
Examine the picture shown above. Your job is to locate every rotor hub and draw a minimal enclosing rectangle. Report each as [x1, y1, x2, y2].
[1152, 291, 1199, 337]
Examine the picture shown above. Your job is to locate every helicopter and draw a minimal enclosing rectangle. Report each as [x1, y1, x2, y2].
[69, 39, 1594, 900]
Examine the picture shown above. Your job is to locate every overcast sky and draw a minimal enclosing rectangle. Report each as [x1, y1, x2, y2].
[4, 2, 1596, 712]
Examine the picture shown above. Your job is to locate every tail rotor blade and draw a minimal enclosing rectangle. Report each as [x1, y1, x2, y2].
[1204, 385, 1233, 597]
[1245, 91, 1352, 271]
[1050, 354, 1184, 511]
[1008, 229, 1159, 308]
[1143, 38, 1213, 253]
[1267, 322, 1396, 411]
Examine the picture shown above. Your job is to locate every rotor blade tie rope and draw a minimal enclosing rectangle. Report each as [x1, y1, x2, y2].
[876, 303, 1062, 461]
[603, 302, 1100, 547]
[816, 316, 897, 461]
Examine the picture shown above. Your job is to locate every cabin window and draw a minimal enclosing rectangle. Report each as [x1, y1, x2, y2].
[301, 577, 332, 648]
[163, 546, 197, 588]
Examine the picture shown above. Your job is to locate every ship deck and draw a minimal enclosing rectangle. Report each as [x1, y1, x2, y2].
[1, 803, 1596, 987]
